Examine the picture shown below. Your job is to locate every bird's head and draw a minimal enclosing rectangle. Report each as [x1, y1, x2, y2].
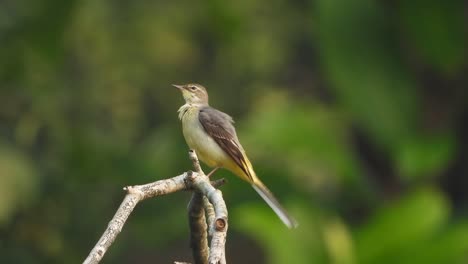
[173, 83, 209, 105]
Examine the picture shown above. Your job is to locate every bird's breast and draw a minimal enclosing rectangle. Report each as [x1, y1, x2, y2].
[181, 107, 229, 168]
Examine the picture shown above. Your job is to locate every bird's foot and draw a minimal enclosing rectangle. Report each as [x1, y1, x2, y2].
[206, 167, 219, 178]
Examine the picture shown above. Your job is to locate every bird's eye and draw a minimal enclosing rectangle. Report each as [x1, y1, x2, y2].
[190, 86, 197, 91]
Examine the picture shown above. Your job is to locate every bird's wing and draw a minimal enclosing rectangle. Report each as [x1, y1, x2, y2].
[198, 107, 253, 181]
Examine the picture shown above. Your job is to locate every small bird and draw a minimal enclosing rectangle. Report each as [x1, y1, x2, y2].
[174, 83, 297, 228]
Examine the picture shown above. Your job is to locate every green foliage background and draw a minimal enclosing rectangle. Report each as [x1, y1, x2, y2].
[0, 0, 467, 263]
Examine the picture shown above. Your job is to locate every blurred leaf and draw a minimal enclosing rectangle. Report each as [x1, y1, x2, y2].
[0, 145, 38, 225]
[139, 126, 188, 181]
[241, 92, 360, 192]
[397, 0, 467, 74]
[316, 0, 419, 150]
[234, 201, 327, 264]
[393, 221, 468, 264]
[355, 188, 450, 264]
[322, 218, 356, 264]
[241, 91, 363, 194]
[396, 132, 456, 181]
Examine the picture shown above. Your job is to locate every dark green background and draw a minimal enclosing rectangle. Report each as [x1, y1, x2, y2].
[1, 0, 467, 263]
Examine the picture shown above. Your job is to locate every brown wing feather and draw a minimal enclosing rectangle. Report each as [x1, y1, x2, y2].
[198, 107, 253, 181]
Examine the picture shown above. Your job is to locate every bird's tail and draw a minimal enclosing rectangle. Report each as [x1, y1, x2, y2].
[235, 150, 297, 228]
[251, 180, 298, 229]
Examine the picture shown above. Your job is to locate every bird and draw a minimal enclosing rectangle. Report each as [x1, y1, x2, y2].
[173, 83, 297, 228]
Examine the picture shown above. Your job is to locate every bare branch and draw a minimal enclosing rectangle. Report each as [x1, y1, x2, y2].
[203, 196, 215, 237]
[83, 150, 228, 264]
[186, 170, 228, 264]
[83, 191, 139, 264]
[188, 192, 209, 264]
[83, 173, 188, 264]
[189, 149, 203, 173]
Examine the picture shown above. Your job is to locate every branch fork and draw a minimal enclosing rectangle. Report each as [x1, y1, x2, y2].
[83, 150, 228, 264]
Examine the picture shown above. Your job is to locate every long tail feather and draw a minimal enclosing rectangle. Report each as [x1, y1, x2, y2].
[252, 181, 298, 229]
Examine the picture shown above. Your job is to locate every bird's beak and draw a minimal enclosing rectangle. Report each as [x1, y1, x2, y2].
[172, 84, 184, 90]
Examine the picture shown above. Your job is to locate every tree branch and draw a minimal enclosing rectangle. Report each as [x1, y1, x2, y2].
[83, 150, 228, 264]
[203, 196, 216, 237]
[186, 149, 228, 264]
[186, 150, 228, 264]
[188, 192, 209, 264]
